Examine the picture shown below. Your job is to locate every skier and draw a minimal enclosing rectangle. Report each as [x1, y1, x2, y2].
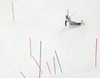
[65, 15, 83, 27]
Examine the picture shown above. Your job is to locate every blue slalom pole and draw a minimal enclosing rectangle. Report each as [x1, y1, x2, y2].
[39, 41, 42, 78]
[53, 56, 56, 74]
[20, 71, 26, 78]
[55, 51, 63, 73]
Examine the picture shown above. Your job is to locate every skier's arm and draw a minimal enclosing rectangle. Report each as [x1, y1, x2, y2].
[65, 20, 67, 25]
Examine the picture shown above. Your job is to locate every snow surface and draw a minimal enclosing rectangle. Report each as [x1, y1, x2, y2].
[0, 0, 100, 78]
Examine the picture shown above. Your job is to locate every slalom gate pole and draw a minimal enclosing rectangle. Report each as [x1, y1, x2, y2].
[53, 56, 56, 74]
[39, 41, 42, 78]
[95, 38, 98, 67]
[30, 37, 32, 58]
[12, 1, 14, 21]
[55, 51, 62, 73]
[32, 56, 43, 75]
[46, 61, 52, 76]
[20, 71, 26, 78]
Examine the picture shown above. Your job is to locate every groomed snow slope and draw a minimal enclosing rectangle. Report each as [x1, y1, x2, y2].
[0, 0, 100, 78]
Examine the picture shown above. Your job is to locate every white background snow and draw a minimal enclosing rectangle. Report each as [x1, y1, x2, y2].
[0, 0, 100, 78]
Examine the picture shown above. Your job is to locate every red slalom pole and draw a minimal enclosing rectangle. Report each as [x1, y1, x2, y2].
[95, 38, 98, 67]
[32, 56, 43, 75]
[46, 61, 52, 76]
[12, 1, 14, 21]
